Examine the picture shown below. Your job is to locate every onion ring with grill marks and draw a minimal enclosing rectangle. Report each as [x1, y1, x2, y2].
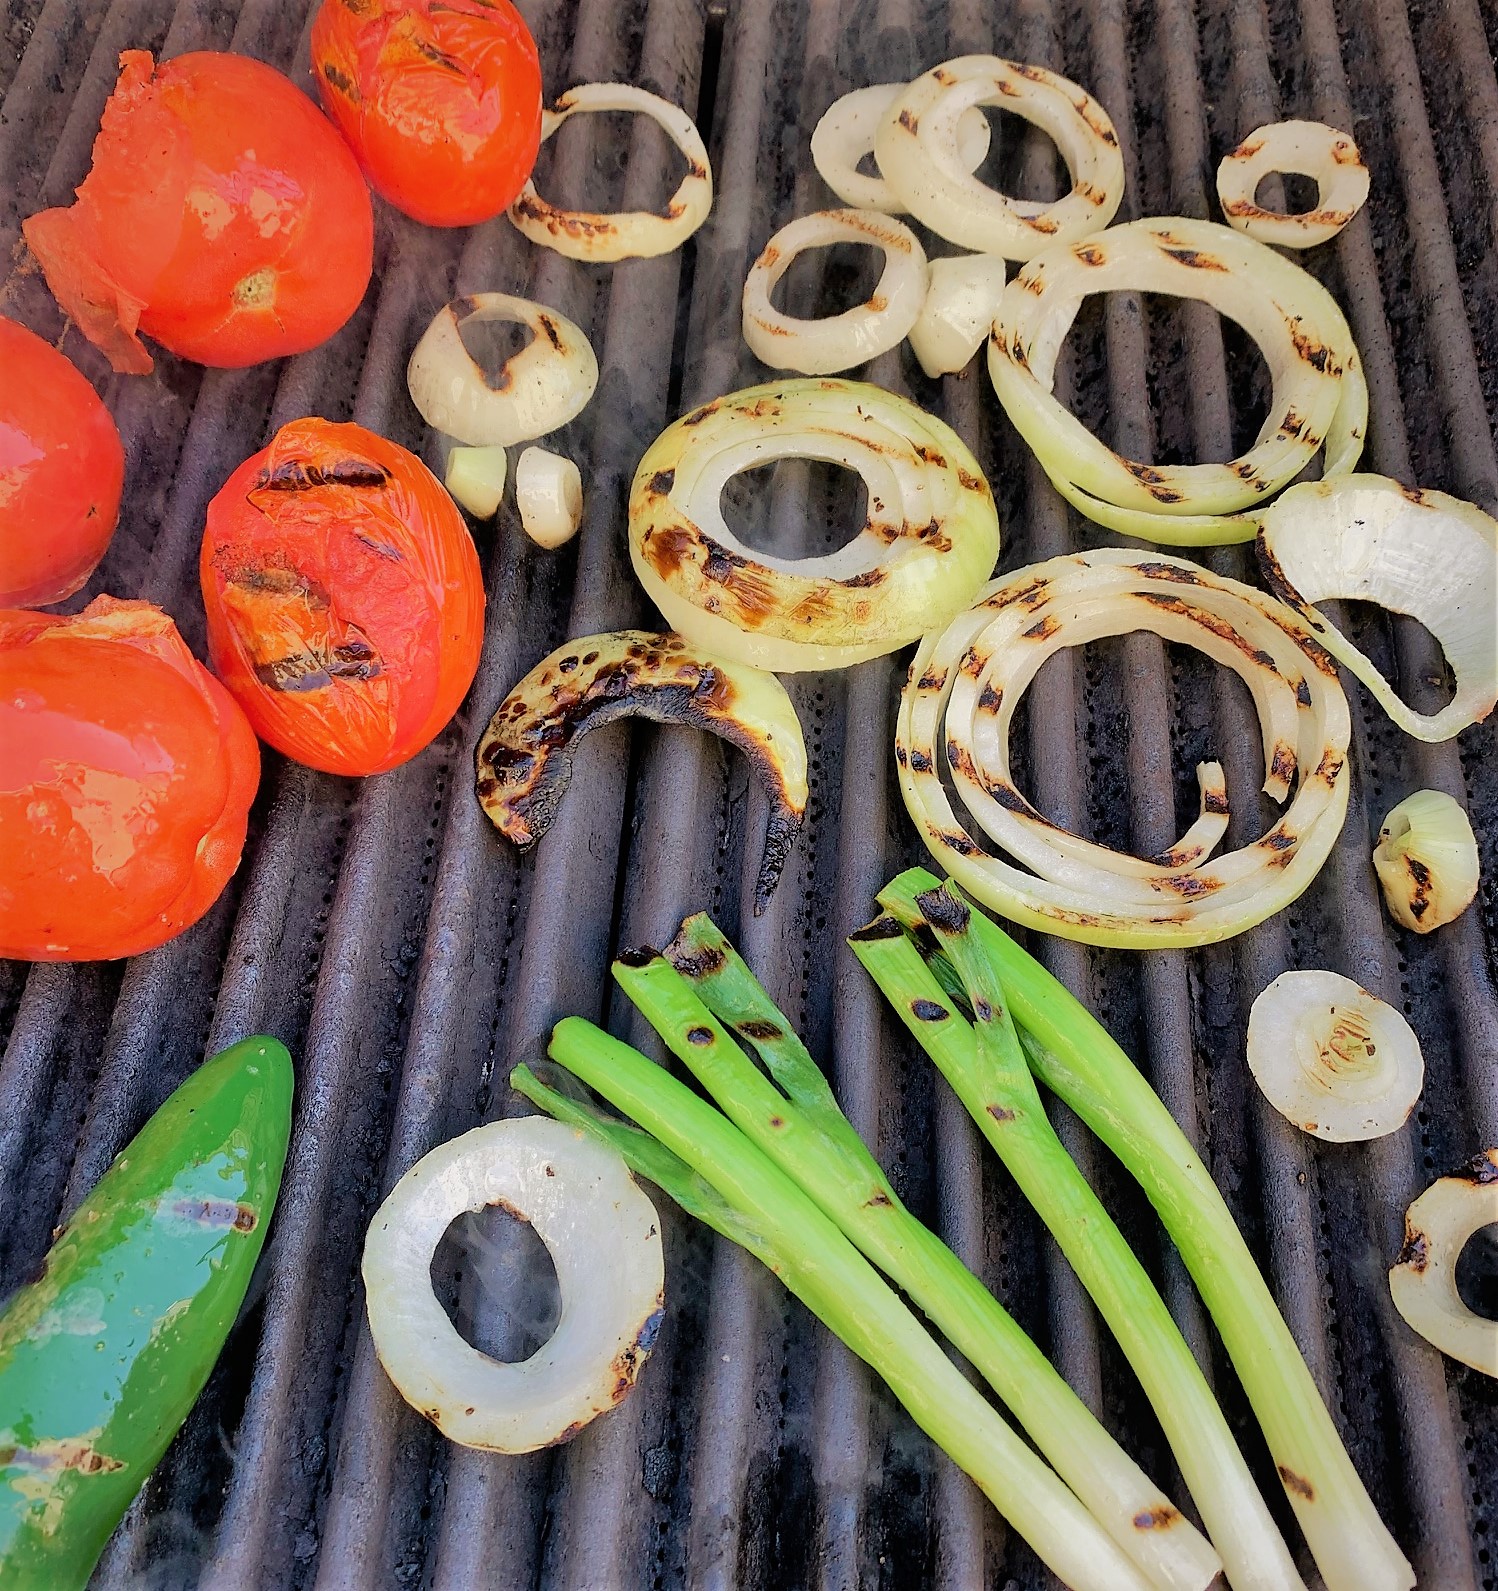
[1217, 121, 1370, 249]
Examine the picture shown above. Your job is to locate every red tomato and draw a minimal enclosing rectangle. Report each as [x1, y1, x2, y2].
[0, 318, 126, 607]
[311, 0, 541, 227]
[21, 50, 374, 374]
[0, 597, 260, 961]
[200, 418, 485, 777]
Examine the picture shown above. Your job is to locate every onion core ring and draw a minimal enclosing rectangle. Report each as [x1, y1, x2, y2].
[1217, 121, 1370, 249]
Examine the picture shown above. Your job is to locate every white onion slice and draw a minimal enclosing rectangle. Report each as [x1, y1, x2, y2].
[741, 208, 928, 375]
[1217, 121, 1370, 248]
[408, 294, 598, 448]
[629, 378, 1000, 672]
[909, 254, 1009, 377]
[445, 445, 508, 519]
[362, 1117, 664, 1453]
[1373, 790, 1481, 934]
[1246, 971, 1424, 1142]
[1257, 474, 1498, 741]
[508, 83, 712, 262]
[811, 83, 991, 215]
[1389, 1151, 1497, 1379]
[873, 56, 1125, 258]
[516, 447, 584, 548]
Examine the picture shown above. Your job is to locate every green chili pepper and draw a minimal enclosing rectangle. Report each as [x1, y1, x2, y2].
[0, 1036, 294, 1589]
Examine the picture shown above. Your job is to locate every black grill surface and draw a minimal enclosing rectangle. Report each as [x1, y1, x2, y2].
[2, 0, 1496, 1585]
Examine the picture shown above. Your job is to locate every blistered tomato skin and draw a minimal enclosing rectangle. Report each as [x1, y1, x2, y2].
[0, 318, 126, 607]
[0, 598, 260, 962]
[21, 50, 374, 373]
[200, 418, 485, 778]
[311, 0, 542, 227]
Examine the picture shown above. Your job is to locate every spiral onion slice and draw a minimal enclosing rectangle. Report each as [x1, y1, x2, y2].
[897, 549, 1352, 948]
[1217, 121, 1370, 249]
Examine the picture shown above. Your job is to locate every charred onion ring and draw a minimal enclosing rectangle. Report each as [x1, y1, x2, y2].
[1216, 121, 1370, 249]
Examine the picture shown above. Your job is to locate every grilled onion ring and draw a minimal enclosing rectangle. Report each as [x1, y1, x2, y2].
[508, 83, 712, 261]
[987, 217, 1367, 543]
[873, 56, 1125, 258]
[628, 379, 1000, 672]
[897, 549, 1352, 948]
[1217, 121, 1370, 248]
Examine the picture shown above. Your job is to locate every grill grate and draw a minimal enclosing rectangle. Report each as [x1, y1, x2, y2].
[2, 0, 1496, 1585]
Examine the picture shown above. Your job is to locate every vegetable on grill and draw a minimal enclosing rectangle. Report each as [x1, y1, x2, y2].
[908, 253, 1009, 377]
[0, 1037, 293, 1591]
[445, 445, 509, 520]
[515, 447, 583, 547]
[1373, 789, 1481, 933]
[1216, 120, 1370, 248]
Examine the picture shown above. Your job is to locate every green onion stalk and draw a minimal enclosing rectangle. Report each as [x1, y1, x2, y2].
[875, 867, 1415, 1591]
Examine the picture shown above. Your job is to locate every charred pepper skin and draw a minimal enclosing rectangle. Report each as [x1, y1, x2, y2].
[0, 1037, 294, 1589]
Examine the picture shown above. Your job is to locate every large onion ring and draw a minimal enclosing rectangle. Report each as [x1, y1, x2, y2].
[987, 217, 1367, 544]
[628, 378, 1000, 672]
[896, 548, 1352, 948]
[741, 209, 928, 375]
[507, 83, 712, 262]
[873, 56, 1125, 258]
[362, 1117, 665, 1452]
[1217, 121, 1370, 249]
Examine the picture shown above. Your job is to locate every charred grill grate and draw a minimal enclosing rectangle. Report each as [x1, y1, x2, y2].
[2, 0, 1496, 1585]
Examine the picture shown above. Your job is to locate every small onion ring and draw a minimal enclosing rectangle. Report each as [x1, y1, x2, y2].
[1217, 121, 1370, 249]
[897, 548, 1352, 948]
[407, 294, 598, 448]
[873, 56, 1125, 258]
[508, 83, 712, 262]
[742, 208, 928, 375]
[362, 1117, 664, 1452]
[909, 254, 1009, 377]
[516, 446, 584, 548]
[629, 378, 1000, 672]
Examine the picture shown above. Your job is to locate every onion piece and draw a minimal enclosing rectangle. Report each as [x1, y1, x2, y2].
[1246, 971, 1424, 1141]
[897, 548, 1352, 948]
[408, 294, 598, 448]
[516, 446, 583, 548]
[873, 56, 1125, 258]
[1373, 790, 1481, 934]
[742, 208, 928, 375]
[909, 254, 1009, 377]
[629, 378, 1000, 672]
[445, 445, 508, 519]
[1389, 1151, 1498, 1379]
[1257, 474, 1498, 741]
[1217, 121, 1370, 248]
[477, 630, 808, 910]
[811, 84, 991, 215]
[508, 83, 712, 261]
[362, 1116, 665, 1452]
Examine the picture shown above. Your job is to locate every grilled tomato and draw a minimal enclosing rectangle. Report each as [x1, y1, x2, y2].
[311, 0, 542, 227]
[200, 418, 485, 777]
[0, 317, 125, 607]
[0, 598, 260, 962]
[22, 50, 374, 374]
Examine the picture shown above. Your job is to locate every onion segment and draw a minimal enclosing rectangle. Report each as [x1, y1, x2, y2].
[897, 548, 1352, 948]
[1217, 121, 1370, 248]
[508, 83, 712, 261]
[873, 56, 1125, 258]
[516, 446, 584, 547]
[476, 630, 807, 910]
[742, 208, 928, 374]
[1258, 474, 1498, 741]
[408, 294, 598, 448]
[1373, 789, 1481, 934]
[910, 254, 1010, 377]
[445, 445, 509, 519]
[810, 84, 991, 215]
[362, 1117, 664, 1452]
[1246, 970, 1424, 1142]
[1389, 1151, 1498, 1379]
[988, 217, 1367, 544]
[629, 379, 1000, 672]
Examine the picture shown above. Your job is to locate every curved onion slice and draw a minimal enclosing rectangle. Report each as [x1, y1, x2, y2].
[508, 83, 712, 261]
[445, 445, 508, 519]
[909, 254, 1009, 377]
[516, 446, 584, 548]
[629, 379, 1000, 672]
[811, 84, 991, 215]
[1389, 1151, 1498, 1379]
[408, 294, 598, 448]
[477, 630, 808, 910]
[362, 1117, 665, 1452]
[873, 56, 1125, 258]
[1257, 474, 1498, 741]
[1217, 121, 1370, 248]
[988, 217, 1367, 544]
[1246, 971, 1423, 1141]
[1373, 790, 1481, 934]
[742, 209, 928, 374]
[897, 548, 1352, 948]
